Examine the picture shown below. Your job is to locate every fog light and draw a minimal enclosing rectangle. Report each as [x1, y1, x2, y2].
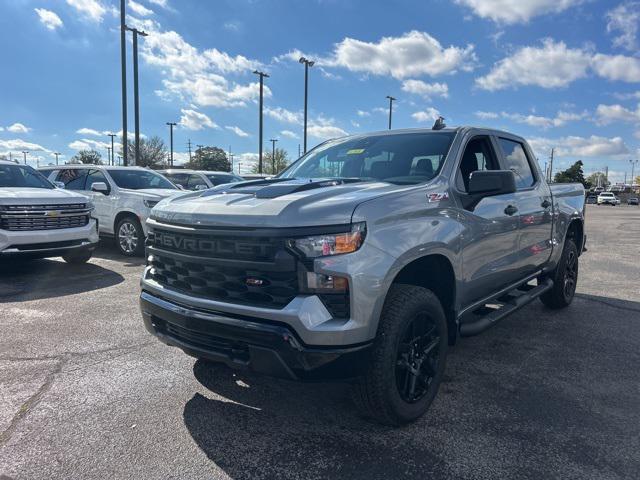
[305, 272, 348, 292]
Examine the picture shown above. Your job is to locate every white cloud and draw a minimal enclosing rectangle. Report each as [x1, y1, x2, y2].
[179, 109, 218, 130]
[401, 80, 449, 100]
[606, 2, 640, 51]
[476, 39, 591, 90]
[76, 127, 107, 136]
[265, 107, 303, 125]
[35, 8, 63, 30]
[128, 0, 153, 16]
[412, 108, 441, 123]
[356, 110, 371, 117]
[0, 139, 49, 152]
[233, 152, 259, 175]
[148, 0, 168, 8]
[592, 54, 640, 83]
[308, 117, 348, 140]
[595, 103, 640, 125]
[529, 135, 630, 158]
[475, 110, 586, 128]
[613, 90, 640, 100]
[280, 130, 298, 139]
[7, 123, 32, 133]
[455, 0, 584, 24]
[65, 0, 107, 23]
[330, 31, 476, 79]
[225, 125, 250, 137]
[69, 139, 110, 150]
[223, 21, 242, 32]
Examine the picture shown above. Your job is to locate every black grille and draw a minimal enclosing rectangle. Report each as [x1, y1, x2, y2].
[0, 204, 90, 231]
[148, 252, 298, 309]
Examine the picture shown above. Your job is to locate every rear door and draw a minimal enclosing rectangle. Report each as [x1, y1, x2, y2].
[84, 169, 112, 233]
[497, 137, 553, 278]
[455, 135, 522, 306]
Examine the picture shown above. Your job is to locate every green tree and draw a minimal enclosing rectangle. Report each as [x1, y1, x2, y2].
[554, 160, 588, 187]
[251, 148, 289, 175]
[122, 136, 168, 169]
[186, 146, 230, 171]
[585, 172, 609, 190]
[69, 150, 103, 165]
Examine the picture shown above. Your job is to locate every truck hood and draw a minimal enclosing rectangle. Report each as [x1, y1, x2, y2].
[151, 178, 403, 228]
[0, 187, 89, 205]
[119, 188, 182, 200]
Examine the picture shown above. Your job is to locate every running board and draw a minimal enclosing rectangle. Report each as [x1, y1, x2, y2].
[459, 278, 554, 337]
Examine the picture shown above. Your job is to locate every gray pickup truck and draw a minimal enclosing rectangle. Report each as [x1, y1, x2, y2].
[140, 126, 586, 425]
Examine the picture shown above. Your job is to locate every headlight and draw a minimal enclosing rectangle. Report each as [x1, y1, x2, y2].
[287, 222, 366, 258]
[143, 199, 159, 208]
[85, 201, 95, 211]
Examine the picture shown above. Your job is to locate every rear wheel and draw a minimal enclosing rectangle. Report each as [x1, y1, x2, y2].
[540, 238, 578, 309]
[352, 285, 448, 426]
[115, 216, 144, 256]
[62, 248, 93, 264]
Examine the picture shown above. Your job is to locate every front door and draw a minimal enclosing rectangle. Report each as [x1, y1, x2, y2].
[455, 135, 522, 307]
[84, 169, 112, 234]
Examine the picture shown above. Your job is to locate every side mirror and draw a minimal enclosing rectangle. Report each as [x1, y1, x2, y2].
[195, 184, 208, 191]
[54, 181, 65, 189]
[176, 184, 185, 190]
[91, 181, 109, 195]
[468, 170, 517, 196]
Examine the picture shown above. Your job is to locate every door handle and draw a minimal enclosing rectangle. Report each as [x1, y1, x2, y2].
[504, 205, 518, 216]
[541, 199, 551, 209]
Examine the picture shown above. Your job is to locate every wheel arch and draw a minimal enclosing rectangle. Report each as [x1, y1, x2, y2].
[113, 210, 141, 233]
[566, 218, 584, 255]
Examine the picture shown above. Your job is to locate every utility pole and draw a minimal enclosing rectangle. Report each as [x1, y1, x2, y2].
[117, 155, 122, 166]
[270, 138, 278, 174]
[126, 26, 148, 166]
[107, 133, 116, 165]
[253, 70, 269, 174]
[228, 145, 232, 172]
[298, 144, 301, 158]
[166, 122, 177, 167]
[548, 148, 554, 182]
[386, 95, 396, 130]
[107, 146, 112, 163]
[54, 152, 61, 165]
[229, 153, 235, 172]
[630, 159, 638, 187]
[119, 0, 128, 166]
[22, 151, 28, 164]
[299, 57, 314, 154]
[187, 139, 192, 161]
[238, 162, 242, 175]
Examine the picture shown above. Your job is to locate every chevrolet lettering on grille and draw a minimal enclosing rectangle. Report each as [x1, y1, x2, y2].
[153, 230, 271, 257]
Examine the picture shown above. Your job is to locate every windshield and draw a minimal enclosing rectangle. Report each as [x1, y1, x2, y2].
[0, 164, 54, 189]
[280, 132, 455, 184]
[108, 169, 177, 190]
[205, 173, 244, 186]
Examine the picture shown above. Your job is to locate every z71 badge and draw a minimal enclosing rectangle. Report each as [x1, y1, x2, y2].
[427, 192, 449, 203]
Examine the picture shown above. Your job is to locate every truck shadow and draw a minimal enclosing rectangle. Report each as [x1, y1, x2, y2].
[90, 240, 146, 267]
[182, 293, 640, 479]
[0, 258, 124, 302]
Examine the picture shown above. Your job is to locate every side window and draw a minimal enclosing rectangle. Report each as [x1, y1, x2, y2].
[168, 173, 189, 188]
[457, 137, 499, 192]
[499, 138, 535, 189]
[86, 170, 110, 192]
[56, 169, 89, 190]
[187, 174, 208, 189]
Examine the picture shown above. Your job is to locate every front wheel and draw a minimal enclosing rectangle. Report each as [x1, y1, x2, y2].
[115, 216, 144, 256]
[352, 285, 448, 426]
[539, 238, 578, 309]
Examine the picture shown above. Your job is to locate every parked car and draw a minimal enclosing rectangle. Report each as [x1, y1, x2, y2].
[40, 165, 181, 256]
[586, 195, 597, 204]
[597, 192, 620, 205]
[628, 197, 639, 205]
[140, 126, 586, 426]
[158, 169, 244, 191]
[1, 160, 98, 263]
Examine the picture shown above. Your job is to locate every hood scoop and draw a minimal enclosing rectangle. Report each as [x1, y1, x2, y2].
[205, 178, 363, 199]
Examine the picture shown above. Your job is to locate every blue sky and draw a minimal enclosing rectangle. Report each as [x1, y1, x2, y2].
[1, 0, 640, 181]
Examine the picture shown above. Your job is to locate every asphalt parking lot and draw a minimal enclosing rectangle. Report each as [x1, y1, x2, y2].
[1, 205, 639, 480]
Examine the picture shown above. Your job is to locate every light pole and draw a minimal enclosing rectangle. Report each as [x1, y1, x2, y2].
[386, 95, 396, 130]
[630, 159, 638, 187]
[53, 152, 61, 165]
[253, 70, 269, 174]
[166, 122, 177, 167]
[270, 138, 278, 173]
[119, 0, 128, 166]
[107, 133, 116, 165]
[107, 146, 112, 163]
[126, 25, 148, 166]
[22, 151, 28, 164]
[299, 57, 314, 154]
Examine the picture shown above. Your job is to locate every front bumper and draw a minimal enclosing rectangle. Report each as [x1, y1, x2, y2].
[0, 218, 99, 258]
[140, 290, 371, 380]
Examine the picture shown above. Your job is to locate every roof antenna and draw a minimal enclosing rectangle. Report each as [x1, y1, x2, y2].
[432, 116, 446, 130]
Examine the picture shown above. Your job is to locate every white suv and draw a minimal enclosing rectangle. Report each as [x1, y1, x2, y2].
[597, 192, 620, 206]
[158, 169, 244, 190]
[1, 160, 98, 263]
[40, 165, 181, 256]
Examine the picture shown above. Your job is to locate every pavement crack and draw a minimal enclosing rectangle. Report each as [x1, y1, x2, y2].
[0, 357, 67, 447]
[577, 295, 640, 314]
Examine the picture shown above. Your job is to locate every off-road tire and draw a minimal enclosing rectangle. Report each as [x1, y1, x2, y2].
[540, 238, 578, 309]
[352, 284, 448, 426]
